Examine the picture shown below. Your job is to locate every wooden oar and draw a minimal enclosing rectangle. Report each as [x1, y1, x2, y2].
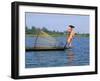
[64, 42, 67, 49]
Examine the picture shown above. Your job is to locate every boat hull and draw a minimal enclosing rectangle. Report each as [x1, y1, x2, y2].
[26, 47, 71, 51]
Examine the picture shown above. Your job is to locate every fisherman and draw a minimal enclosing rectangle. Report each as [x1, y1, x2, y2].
[66, 25, 75, 48]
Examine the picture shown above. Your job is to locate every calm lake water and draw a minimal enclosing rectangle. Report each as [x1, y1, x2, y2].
[25, 36, 89, 68]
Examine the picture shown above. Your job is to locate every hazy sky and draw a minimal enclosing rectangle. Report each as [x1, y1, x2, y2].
[25, 12, 89, 33]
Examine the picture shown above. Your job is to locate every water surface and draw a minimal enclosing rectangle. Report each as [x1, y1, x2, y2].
[25, 36, 89, 68]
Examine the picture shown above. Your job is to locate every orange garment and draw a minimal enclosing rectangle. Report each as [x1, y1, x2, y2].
[67, 31, 75, 44]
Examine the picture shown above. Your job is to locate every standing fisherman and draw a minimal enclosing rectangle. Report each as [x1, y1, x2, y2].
[66, 25, 75, 48]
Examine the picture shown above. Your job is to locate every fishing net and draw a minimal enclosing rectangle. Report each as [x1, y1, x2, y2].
[33, 29, 64, 49]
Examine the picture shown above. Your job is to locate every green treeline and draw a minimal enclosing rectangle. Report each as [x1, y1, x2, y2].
[26, 26, 64, 37]
[25, 26, 89, 37]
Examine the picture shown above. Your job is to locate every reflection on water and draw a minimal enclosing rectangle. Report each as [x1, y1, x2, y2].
[25, 37, 89, 68]
[66, 50, 74, 65]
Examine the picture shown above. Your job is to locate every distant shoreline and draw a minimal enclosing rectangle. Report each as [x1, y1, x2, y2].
[26, 34, 89, 37]
[26, 26, 89, 37]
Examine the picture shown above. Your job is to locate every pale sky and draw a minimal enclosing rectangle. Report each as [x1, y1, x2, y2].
[25, 12, 89, 33]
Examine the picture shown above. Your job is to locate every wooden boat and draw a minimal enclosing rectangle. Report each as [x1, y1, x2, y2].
[26, 46, 71, 51]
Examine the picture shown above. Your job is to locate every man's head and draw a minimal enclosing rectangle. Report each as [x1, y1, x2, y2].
[67, 25, 75, 32]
